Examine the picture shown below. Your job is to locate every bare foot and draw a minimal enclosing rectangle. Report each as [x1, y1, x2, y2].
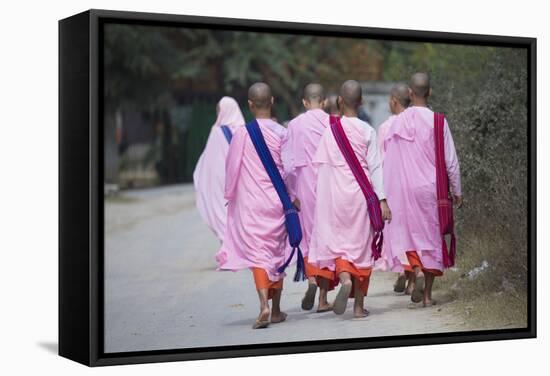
[423, 299, 437, 307]
[258, 307, 270, 321]
[271, 311, 287, 323]
[316, 302, 334, 313]
[353, 307, 369, 318]
[405, 282, 414, 295]
[253, 307, 271, 329]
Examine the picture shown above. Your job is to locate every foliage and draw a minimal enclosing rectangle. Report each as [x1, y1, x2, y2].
[439, 47, 528, 290]
[104, 24, 182, 111]
[104, 25, 386, 117]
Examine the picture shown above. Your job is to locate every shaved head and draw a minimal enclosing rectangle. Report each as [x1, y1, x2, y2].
[248, 82, 273, 109]
[303, 83, 325, 103]
[409, 72, 431, 98]
[324, 94, 339, 115]
[339, 80, 362, 109]
[390, 83, 411, 108]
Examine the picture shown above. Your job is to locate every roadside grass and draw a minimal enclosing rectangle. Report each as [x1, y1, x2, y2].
[435, 231, 528, 330]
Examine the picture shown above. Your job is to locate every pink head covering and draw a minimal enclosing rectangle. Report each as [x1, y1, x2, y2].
[214, 96, 245, 130]
[192, 96, 245, 242]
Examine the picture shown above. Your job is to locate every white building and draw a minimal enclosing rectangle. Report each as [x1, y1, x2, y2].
[360, 81, 395, 129]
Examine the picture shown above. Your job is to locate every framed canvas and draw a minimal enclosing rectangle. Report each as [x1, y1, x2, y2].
[59, 9, 536, 366]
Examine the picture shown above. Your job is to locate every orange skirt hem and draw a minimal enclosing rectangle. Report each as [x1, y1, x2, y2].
[252, 267, 283, 300]
[405, 251, 443, 277]
[304, 256, 336, 291]
[335, 258, 372, 296]
[403, 264, 414, 273]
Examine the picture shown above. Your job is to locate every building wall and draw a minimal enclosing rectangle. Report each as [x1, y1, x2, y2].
[361, 81, 394, 129]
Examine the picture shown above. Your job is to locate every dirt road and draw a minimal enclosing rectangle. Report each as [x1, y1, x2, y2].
[104, 184, 467, 353]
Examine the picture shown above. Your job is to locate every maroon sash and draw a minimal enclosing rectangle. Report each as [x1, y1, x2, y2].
[434, 113, 456, 268]
[329, 115, 384, 260]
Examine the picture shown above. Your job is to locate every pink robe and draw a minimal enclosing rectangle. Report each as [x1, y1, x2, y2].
[193, 97, 245, 241]
[216, 119, 288, 282]
[377, 114, 395, 161]
[308, 116, 385, 270]
[281, 109, 329, 257]
[375, 114, 399, 271]
[383, 106, 461, 271]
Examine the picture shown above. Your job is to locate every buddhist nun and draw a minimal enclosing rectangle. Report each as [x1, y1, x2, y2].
[376, 83, 417, 294]
[383, 73, 462, 307]
[308, 80, 391, 318]
[377, 83, 410, 160]
[281, 83, 335, 313]
[216, 83, 289, 329]
[193, 96, 245, 242]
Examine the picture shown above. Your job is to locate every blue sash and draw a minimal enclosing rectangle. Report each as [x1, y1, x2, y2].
[220, 125, 233, 143]
[245, 119, 306, 281]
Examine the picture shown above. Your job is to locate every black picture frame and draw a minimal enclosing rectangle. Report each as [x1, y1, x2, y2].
[59, 8, 537, 367]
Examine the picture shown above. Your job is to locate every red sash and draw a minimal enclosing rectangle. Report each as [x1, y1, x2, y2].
[434, 112, 456, 268]
[330, 115, 384, 260]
